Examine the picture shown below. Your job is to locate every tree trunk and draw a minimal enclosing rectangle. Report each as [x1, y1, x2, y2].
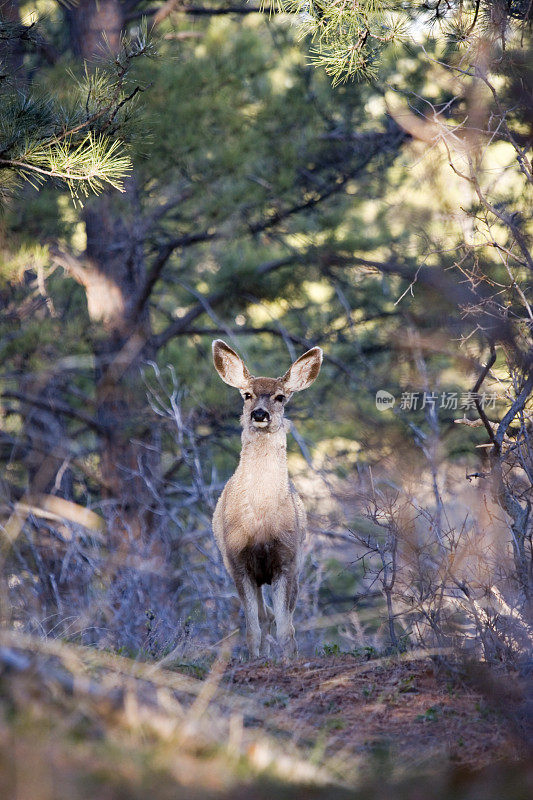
[67, 0, 123, 60]
[68, 0, 161, 545]
[63, 0, 175, 652]
[0, 0, 25, 83]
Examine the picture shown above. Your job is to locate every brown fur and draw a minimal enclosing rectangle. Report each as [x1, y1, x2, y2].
[211, 340, 322, 658]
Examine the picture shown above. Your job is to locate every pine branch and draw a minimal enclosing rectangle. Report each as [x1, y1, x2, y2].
[151, 256, 296, 350]
[132, 230, 218, 317]
[0, 134, 132, 197]
[262, 0, 407, 83]
[0, 24, 154, 203]
[141, 123, 405, 306]
[161, 325, 379, 377]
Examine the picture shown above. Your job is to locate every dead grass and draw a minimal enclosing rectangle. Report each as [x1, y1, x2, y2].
[0, 631, 529, 799]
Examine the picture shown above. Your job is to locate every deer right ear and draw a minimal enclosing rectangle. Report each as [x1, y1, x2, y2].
[283, 346, 323, 393]
[212, 340, 251, 390]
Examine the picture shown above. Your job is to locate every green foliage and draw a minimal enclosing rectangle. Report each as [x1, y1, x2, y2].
[266, 1, 532, 84]
[264, 0, 406, 83]
[2, 2, 531, 663]
[320, 641, 342, 656]
[0, 21, 153, 204]
[416, 705, 440, 722]
[23, 131, 131, 199]
[3, 7, 521, 511]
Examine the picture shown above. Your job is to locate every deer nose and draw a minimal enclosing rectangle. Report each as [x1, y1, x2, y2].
[251, 408, 269, 422]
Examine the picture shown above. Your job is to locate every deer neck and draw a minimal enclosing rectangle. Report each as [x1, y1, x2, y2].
[237, 420, 290, 491]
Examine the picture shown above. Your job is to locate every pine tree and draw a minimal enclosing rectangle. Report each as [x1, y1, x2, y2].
[1, 2, 416, 647]
[7, 1, 530, 645]
[0, 8, 152, 205]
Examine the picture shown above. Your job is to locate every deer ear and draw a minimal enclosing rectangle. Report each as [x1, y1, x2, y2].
[212, 340, 251, 390]
[283, 347, 323, 393]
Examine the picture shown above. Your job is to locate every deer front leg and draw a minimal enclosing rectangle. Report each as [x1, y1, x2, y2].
[272, 572, 298, 658]
[235, 574, 261, 659]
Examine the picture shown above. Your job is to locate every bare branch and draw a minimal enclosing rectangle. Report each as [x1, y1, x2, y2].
[131, 230, 217, 318]
[1, 391, 107, 434]
[493, 372, 533, 454]
[151, 257, 294, 350]
[472, 341, 498, 444]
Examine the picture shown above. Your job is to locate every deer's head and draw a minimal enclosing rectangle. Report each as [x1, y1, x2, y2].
[212, 339, 323, 434]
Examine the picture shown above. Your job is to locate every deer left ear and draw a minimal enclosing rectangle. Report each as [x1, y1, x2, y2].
[212, 340, 251, 390]
[283, 347, 323, 393]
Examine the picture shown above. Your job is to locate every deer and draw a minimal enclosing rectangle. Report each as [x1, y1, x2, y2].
[211, 339, 323, 659]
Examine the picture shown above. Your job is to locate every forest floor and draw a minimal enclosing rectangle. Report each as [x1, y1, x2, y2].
[228, 654, 516, 778]
[0, 632, 530, 800]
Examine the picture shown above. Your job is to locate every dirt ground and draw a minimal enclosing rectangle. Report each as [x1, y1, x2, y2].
[0, 636, 530, 800]
[227, 654, 521, 781]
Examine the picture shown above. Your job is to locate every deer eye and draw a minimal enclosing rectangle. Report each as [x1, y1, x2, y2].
[274, 394, 285, 403]
[243, 392, 252, 400]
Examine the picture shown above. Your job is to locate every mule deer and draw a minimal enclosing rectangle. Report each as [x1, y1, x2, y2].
[211, 339, 323, 658]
